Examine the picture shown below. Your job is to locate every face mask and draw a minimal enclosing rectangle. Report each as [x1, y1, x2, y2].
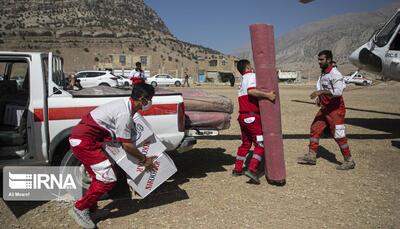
[141, 100, 152, 111]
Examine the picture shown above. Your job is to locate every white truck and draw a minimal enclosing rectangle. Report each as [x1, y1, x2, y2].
[0, 52, 196, 182]
[344, 71, 372, 86]
[277, 69, 299, 83]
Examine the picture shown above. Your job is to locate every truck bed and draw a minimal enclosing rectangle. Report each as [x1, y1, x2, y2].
[68, 86, 181, 97]
[69, 86, 233, 131]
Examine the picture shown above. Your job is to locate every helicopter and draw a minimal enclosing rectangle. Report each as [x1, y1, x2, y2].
[349, 8, 400, 81]
[298, 1, 400, 81]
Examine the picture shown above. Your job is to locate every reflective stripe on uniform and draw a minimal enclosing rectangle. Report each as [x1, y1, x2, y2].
[69, 138, 82, 147]
[339, 144, 349, 150]
[90, 160, 117, 183]
[310, 137, 319, 143]
[334, 124, 346, 138]
[252, 154, 262, 161]
[236, 156, 247, 161]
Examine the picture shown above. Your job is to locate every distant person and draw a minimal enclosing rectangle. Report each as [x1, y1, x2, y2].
[183, 72, 190, 87]
[66, 72, 83, 90]
[297, 50, 355, 170]
[232, 59, 276, 184]
[129, 62, 146, 86]
[229, 75, 235, 87]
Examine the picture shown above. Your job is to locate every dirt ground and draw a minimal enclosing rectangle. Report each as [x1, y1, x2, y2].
[1, 82, 399, 229]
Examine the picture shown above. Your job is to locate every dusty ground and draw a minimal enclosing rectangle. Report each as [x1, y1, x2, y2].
[1, 82, 399, 229]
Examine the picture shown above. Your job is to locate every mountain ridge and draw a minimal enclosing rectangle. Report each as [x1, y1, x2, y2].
[233, 2, 400, 75]
[0, 0, 228, 73]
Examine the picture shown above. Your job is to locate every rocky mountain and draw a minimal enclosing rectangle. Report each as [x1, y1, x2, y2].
[233, 2, 400, 75]
[0, 0, 225, 73]
[0, 0, 171, 37]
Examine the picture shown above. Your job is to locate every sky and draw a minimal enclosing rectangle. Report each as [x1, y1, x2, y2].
[144, 0, 398, 54]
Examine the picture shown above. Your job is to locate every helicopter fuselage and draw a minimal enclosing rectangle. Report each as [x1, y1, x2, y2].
[350, 9, 400, 81]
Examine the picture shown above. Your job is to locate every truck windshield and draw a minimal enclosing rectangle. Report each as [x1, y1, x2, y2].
[374, 11, 400, 47]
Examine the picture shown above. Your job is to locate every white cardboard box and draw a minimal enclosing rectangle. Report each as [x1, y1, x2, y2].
[103, 112, 176, 198]
[132, 113, 154, 146]
[103, 135, 166, 180]
[137, 135, 167, 157]
[127, 152, 177, 198]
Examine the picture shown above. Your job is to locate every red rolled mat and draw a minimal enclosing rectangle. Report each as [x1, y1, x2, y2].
[185, 111, 231, 130]
[250, 24, 286, 184]
[184, 95, 233, 114]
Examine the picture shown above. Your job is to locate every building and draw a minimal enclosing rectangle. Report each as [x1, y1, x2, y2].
[96, 54, 152, 73]
[197, 56, 239, 84]
[96, 53, 239, 85]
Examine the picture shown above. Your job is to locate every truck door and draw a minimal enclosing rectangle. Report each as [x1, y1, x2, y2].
[45, 53, 67, 159]
[0, 55, 30, 162]
[42, 52, 65, 161]
[40, 53, 52, 162]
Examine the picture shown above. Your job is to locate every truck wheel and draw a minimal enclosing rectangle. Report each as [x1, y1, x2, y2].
[99, 83, 111, 87]
[124, 82, 130, 87]
[175, 81, 182, 87]
[151, 81, 157, 87]
[362, 81, 368, 86]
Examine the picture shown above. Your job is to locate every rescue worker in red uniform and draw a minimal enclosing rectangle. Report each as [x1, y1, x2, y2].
[130, 62, 146, 86]
[298, 50, 355, 170]
[232, 59, 276, 184]
[68, 83, 157, 229]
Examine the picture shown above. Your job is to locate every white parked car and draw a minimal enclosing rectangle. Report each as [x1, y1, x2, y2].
[146, 74, 183, 87]
[115, 75, 132, 87]
[344, 71, 372, 86]
[75, 70, 119, 88]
